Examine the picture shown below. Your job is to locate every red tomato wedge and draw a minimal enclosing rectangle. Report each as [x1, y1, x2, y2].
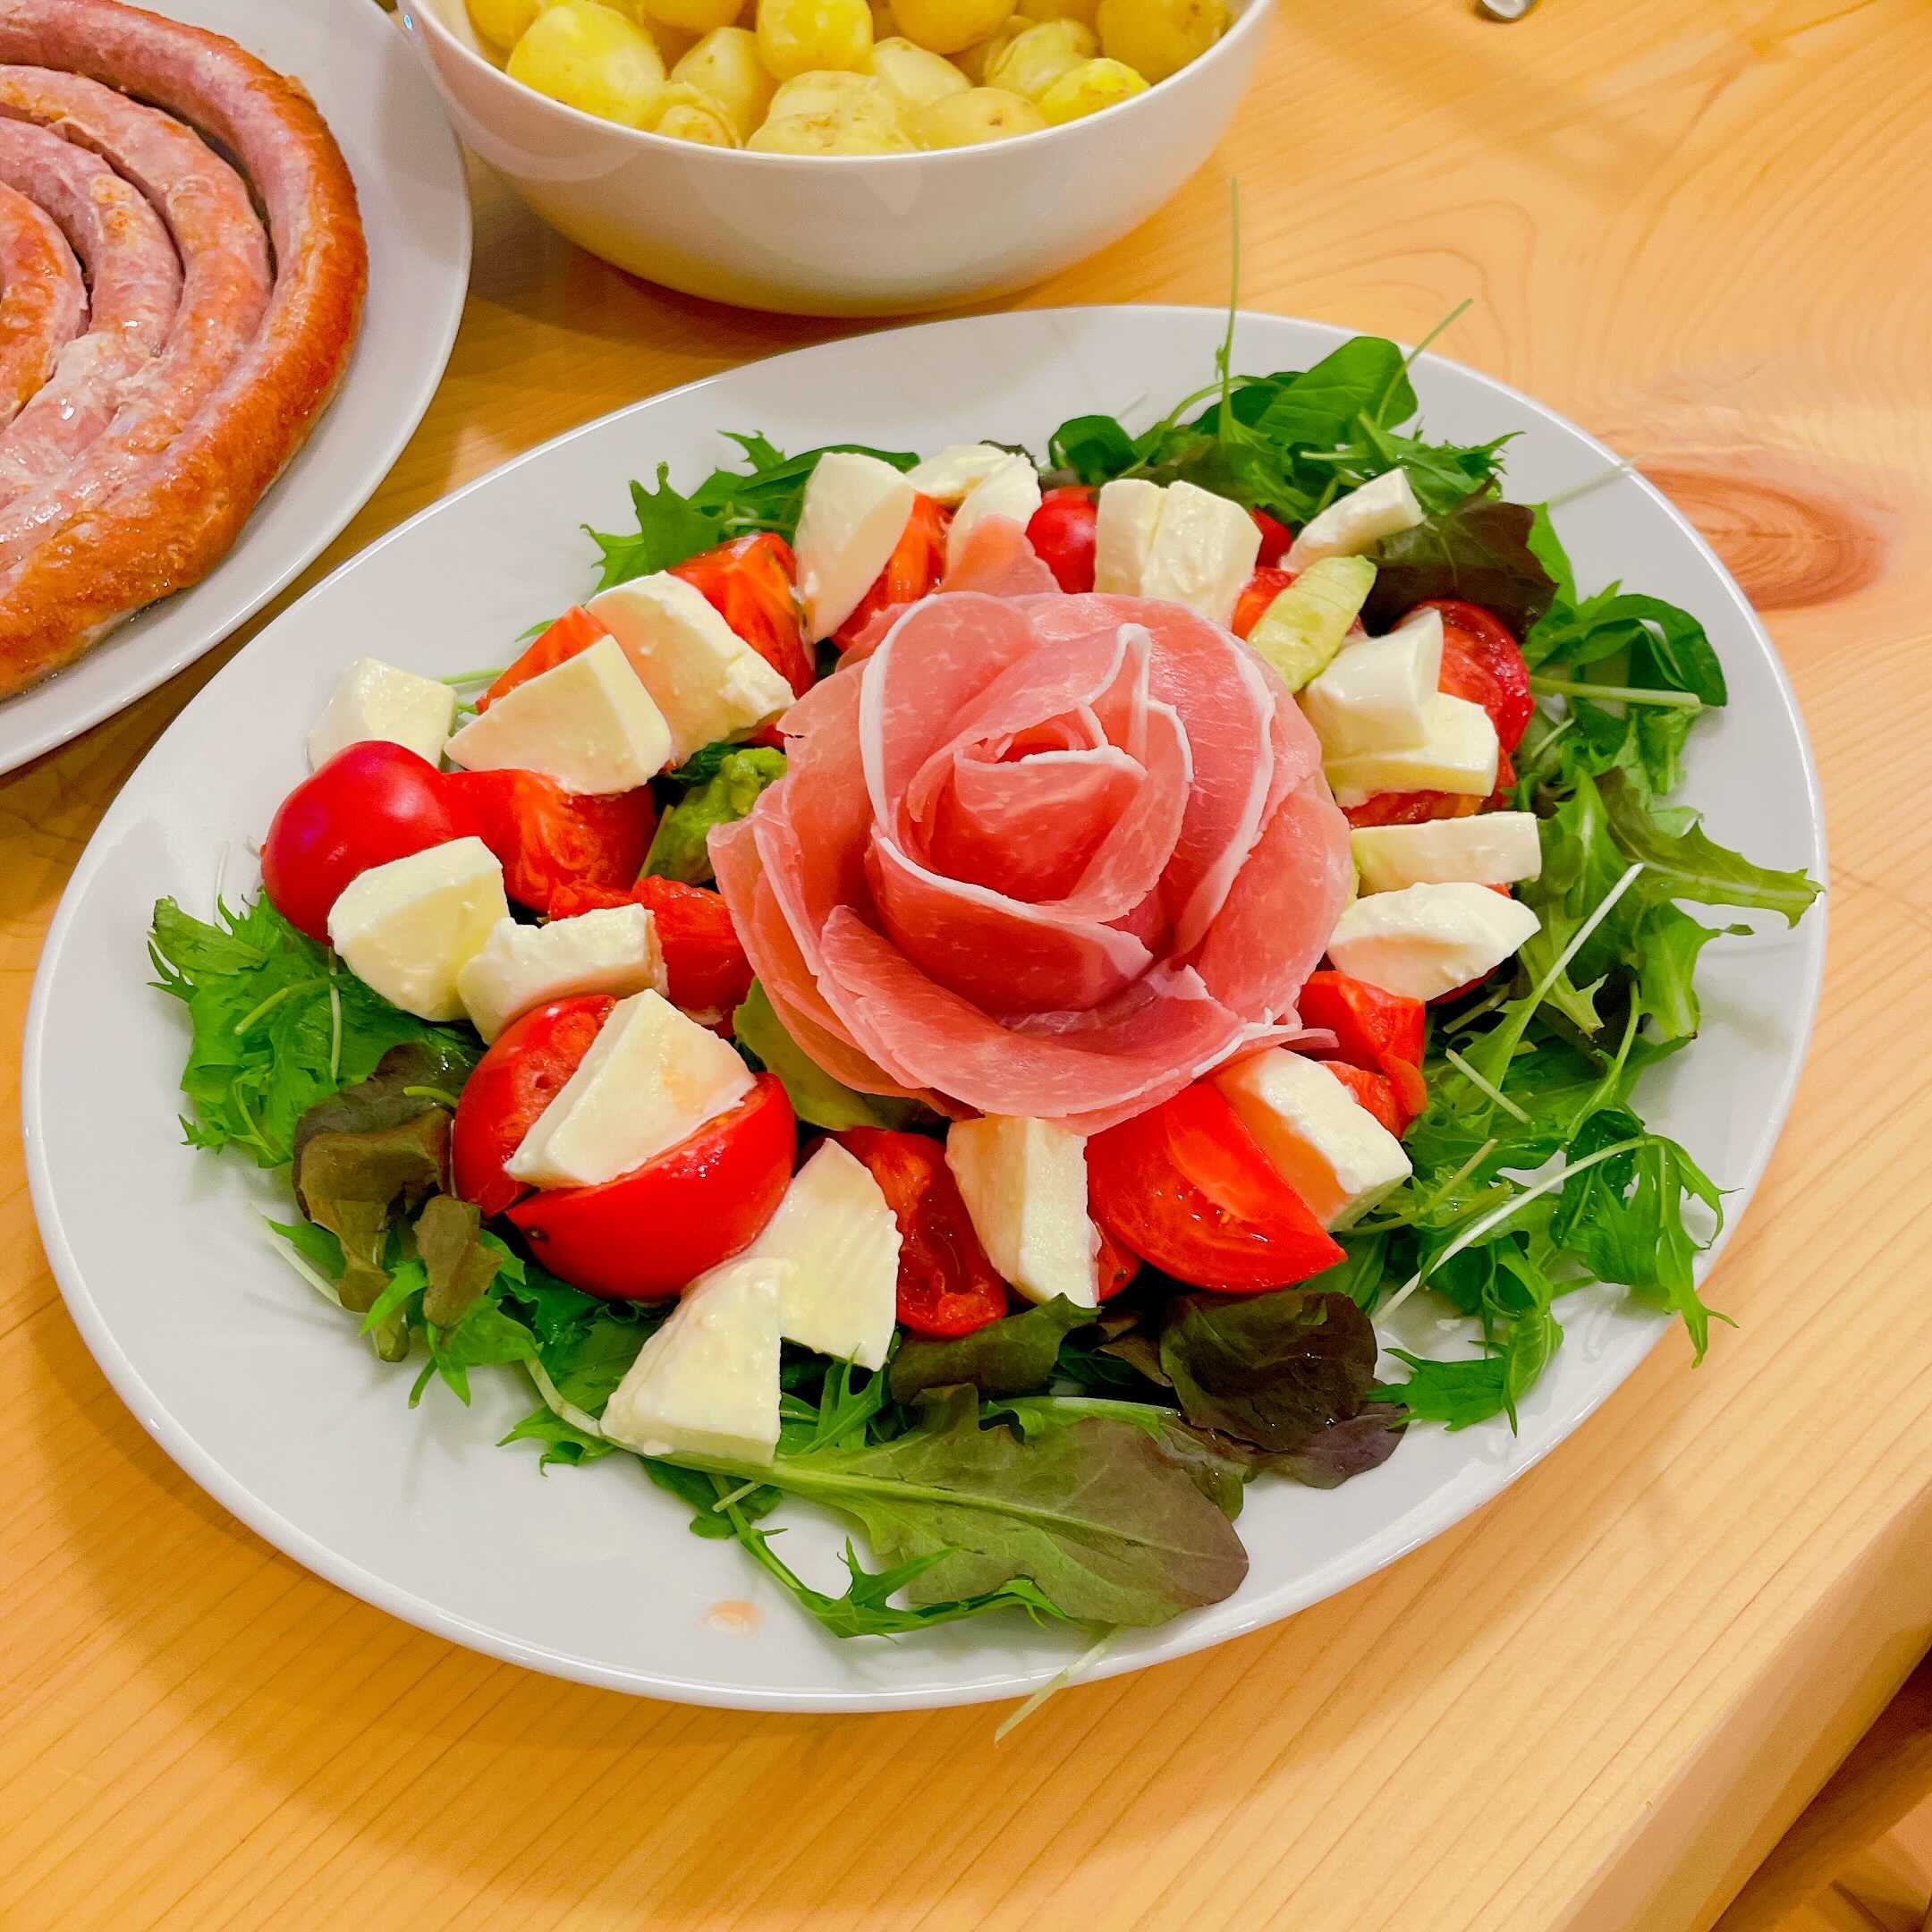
[671, 532, 814, 697]
[835, 495, 950, 650]
[509, 1074, 796, 1301]
[1025, 485, 1098, 593]
[1086, 1081, 1343, 1292]
[1298, 970, 1428, 1130]
[1409, 598, 1534, 752]
[452, 995, 617, 1218]
[1250, 507, 1293, 566]
[547, 876, 754, 1017]
[479, 606, 608, 713]
[1324, 1062, 1410, 1139]
[444, 768, 657, 916]
[1095, 1224, 1141, 1301]
[836, 1127, 1009, 1337]
[261, 742, 479, 944]
[1232, 564, 1297, 641]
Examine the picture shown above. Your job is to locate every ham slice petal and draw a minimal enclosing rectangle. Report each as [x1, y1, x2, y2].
[714, 581, 1352, 1131]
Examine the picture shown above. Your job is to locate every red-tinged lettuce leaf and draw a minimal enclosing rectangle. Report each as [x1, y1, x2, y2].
[889, 1295, 1096, 1404]
[1362, 494, 1559, 636]
[741, 1385, 1249, 1626]
[416, 1194, 502, 1329]
[1157, 1290, 1381, 1457]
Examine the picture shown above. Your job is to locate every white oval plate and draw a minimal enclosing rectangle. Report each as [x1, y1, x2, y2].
[0, 0, 470, 775]
[23, 309, 1827, 1711]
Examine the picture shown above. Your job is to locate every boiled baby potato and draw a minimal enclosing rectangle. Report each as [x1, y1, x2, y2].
[507, 1, 667, 122]
[767, 68, 902, 119]
[984, 17, 1095, 97]
[750, 103, 917, 149]
[1037, 53, 1146, 118]
[1016, 0, 1097, 26]
[911, 83, 1044, 143]
[892, 0, 1017, 57]
[467, 0, 545, 52]
[1094, 0, 1224, 81]
[673, 26, 776, 136]
[953, 15, 1023, 79]
[871, 35, 971, 106]
[636, 0, 744, 35]
[756, 0, 874, 78]
[634, 80, 743, 140]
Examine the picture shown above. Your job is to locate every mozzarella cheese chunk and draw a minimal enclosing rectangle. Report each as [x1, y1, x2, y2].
[1139, 479, 1264, 628]
[504, 988, 753, 1191]
[945, 1114, 1097, 1308]
[743, 1140, 901, 1369]
[445, 635, 672, 794]
[793, 450, 916, 640]
[1299, 609, 1445, 757]
[1285, 467, 1425, 569]
[455, 905, 666, 1044]
[1352, 811, 1544, 894]
[326, 837, 507, 1023]
[585, 573, 794, 764]
[308, 657, 455, 770]
[1212, 1048, 1411, 1230]
[945, 451, 1044, 571]
[1326, 881, 1542, 1001]
[1323, 693, 1500, 807]
[1093, 478, 1165, 594]
[905, 442, 1013, 504]
[601, 1255, 784, 1466]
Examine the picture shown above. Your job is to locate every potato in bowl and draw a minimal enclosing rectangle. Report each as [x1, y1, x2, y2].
[401, 0, 1269, 313]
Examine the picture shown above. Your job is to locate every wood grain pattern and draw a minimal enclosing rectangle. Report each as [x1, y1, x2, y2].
[4, 0, 1932, 1926]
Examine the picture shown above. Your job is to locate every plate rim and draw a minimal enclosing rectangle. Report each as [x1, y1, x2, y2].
[22, 303, 1830, 1711]
[0, 0, 473, 775]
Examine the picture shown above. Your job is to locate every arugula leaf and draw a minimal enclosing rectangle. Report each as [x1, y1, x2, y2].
[1252, 336, 1414, 448]
[1361, 494, 1558, 636]
[1047, 413, 1138, 482]
[643, 747, 785, 885]
[889, 1295, 1095, 1403]
[1157, 1290, 1380, 1456]
[152, 895, 478, 1169]
[663, 1385, 1249, 1625]
[585, 437, 918, 591]
[732, 980, 924, 1131]
[1598, 770, 1822, 925]
[499, 1406, 616, 1470]
[1525, 586, 1727, 706]
[1381, 1352, 1507, 1430]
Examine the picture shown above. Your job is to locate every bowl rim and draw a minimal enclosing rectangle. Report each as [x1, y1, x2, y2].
[402, 0, 1274, 167]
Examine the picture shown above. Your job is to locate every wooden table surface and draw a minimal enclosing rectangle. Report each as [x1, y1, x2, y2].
[5, 0, 1931, 1926]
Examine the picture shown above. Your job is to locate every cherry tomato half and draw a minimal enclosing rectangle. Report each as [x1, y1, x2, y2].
[672, 533, 814, 697]
[837, 1127, 1009, 1337]
[1086, 1081, 1343, 1292]
[547, 877, 753, 1018]
[509, 1074, 796, 1301]
[835, 495, 951, 650]
[1323, 1062, 1410, 1140]
[1408, 598, 1534, 753]
[1250, 507, 1293, 567]
[443, 768, 656, 917]
[480, 606, 607, 713]
[1232, 564, 1297, 641]
[1025, 486, 1098, 594]
[1297, 970, 1428, 1130]
[453, 994, 617, 1218]
[261, 741, 477, 944]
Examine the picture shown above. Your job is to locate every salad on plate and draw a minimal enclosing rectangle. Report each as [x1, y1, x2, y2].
[148, 325, 1822, 1642]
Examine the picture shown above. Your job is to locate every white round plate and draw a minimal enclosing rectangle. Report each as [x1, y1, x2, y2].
[0, 0, 470, 775]
[24, 309, 1827, 1712]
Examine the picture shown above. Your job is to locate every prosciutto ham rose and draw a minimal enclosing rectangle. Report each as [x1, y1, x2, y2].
[712, 568, 1353, 1135]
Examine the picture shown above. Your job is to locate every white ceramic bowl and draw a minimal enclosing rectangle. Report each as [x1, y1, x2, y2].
[399, 0, 1272, 316]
